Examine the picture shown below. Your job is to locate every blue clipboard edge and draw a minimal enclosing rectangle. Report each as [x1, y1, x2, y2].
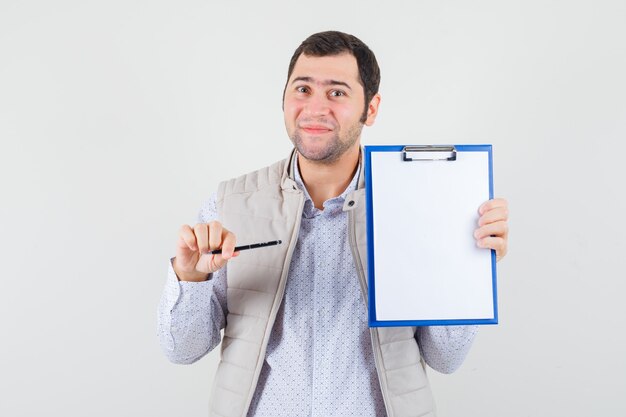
[364, 145, 498, 327]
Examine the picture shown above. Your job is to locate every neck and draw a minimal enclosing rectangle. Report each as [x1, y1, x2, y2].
[297, 145, 360, 210]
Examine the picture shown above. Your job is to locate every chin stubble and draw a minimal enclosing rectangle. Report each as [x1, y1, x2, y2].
[291, 123, 363, 165]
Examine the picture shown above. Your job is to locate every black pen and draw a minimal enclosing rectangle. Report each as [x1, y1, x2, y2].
[208, 240, 282, 255]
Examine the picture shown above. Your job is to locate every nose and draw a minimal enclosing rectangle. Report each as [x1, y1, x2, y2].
[303, 92, 331, 118]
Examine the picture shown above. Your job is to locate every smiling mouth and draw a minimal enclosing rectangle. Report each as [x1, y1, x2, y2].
[302, 128, 330, 134]
[299, 125, 333, 135]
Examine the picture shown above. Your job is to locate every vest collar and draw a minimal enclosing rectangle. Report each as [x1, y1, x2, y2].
[280, 147, 366, 192]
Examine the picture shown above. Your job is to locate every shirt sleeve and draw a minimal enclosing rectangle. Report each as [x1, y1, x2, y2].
[157, 193, 228, 364]
[415, 325, 479, 374]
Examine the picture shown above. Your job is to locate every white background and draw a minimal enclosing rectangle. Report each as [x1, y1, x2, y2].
[1, 1, 624, 416]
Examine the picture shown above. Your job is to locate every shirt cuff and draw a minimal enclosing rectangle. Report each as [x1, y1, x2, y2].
[163, 258, 213, 311]
[159, 258, 216, 351]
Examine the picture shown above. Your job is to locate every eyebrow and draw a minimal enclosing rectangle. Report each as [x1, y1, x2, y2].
[291, 76, 352, 90]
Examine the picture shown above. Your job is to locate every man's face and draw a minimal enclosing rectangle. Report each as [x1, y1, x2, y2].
[283, 53, 376, 164]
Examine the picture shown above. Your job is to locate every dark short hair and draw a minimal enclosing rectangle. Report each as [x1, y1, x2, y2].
[284, 31, 380, 123]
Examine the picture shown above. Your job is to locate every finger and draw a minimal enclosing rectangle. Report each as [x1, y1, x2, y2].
[474, 220, 508, 240]
[220, 229, 237, 259]
[207, 221, 224, 252]
[194, 223, 210, 254]
[477, 236, 507, 260]
[479, 198, 508, 215]
[179, 224, 198, 252]
[478, 207, 509, 226]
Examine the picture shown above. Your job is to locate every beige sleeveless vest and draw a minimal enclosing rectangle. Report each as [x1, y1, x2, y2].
[211, 149, 436, 417]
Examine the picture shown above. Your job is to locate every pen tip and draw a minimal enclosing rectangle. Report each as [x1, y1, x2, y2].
[278, 240, 282, 244]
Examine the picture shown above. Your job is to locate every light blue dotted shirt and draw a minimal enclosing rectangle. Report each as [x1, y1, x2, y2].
[158, 157, 479, 417]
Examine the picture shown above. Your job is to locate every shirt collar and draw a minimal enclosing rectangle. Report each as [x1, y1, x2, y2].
[292, 152, 360, 218]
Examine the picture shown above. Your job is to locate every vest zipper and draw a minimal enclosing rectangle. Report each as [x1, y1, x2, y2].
[348, 205, 394, 417]
[243, 190, 306, 416]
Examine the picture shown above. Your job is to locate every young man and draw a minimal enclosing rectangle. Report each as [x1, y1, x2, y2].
[158, 31, 509, 417]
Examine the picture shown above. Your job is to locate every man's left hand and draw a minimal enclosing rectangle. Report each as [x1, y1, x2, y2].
[474, 198, 509, 262]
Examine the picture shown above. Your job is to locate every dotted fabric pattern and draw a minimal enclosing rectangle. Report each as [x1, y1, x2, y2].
[157, 156, 479, 417]
[245, 163, 386, 417]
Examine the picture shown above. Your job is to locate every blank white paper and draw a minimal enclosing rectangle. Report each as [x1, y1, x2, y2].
[370, 150, 494, 321]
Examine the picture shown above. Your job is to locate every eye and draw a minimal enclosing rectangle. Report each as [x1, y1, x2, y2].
[329, 90, 346, 97]
[296, 86, 309, 94]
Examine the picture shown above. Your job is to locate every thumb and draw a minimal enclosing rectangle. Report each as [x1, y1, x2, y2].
[196, 253, 231, 274]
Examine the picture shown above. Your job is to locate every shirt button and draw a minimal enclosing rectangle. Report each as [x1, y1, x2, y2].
[348, 200, 355, 207]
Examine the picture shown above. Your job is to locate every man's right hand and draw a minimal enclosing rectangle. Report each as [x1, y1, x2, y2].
[172, 221, 238, 282]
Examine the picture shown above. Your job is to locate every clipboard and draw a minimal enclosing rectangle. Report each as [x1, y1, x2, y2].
[364, 145, 498, 327]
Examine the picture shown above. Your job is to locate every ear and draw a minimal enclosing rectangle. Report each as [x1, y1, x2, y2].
[364, 94, 381, 126]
